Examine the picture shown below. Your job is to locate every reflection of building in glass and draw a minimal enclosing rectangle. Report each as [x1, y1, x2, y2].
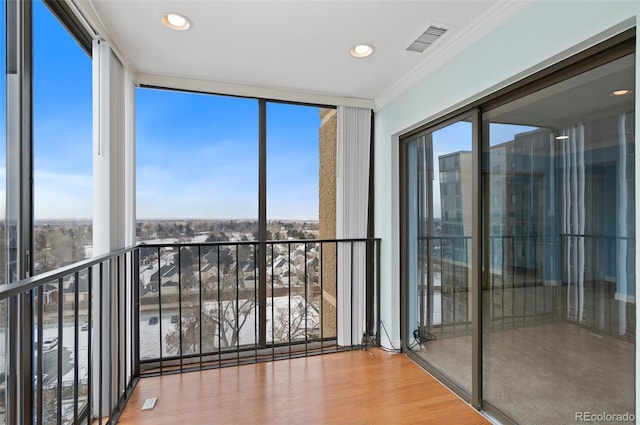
[435, 113, 635, 337]
[439, 152, 472, 240]
[436, 151, 472, 328]
[490, 128, 556, 282]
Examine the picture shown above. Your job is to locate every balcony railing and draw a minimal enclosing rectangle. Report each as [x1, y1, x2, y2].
[0, 237, 380, 424]
[419, 234, 635, 340]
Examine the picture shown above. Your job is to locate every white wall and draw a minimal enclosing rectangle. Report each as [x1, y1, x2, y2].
[374, 0, 639, 380]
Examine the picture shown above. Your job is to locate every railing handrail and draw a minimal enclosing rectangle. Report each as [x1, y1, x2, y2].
[418, 234, 635, 240]
[0, 237, 382, 301]
[139, 237, 380, 248]
[0, 244, 138, 301]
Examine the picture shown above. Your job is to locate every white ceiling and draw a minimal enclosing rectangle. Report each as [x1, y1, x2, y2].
[81, 0, 529, 107]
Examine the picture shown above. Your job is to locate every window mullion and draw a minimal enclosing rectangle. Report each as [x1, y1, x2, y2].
[258, 99, 267, 348]
[6, 0, 34, 424]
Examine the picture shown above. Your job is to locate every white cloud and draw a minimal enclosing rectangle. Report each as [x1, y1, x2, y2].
[33, 169, 92, 219]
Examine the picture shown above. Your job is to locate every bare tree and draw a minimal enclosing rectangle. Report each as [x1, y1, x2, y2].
[272, 294, 320, 342]
[164, 239, 323, 353]
[165, 299, 255, 353]
[205, 288, 255, 349]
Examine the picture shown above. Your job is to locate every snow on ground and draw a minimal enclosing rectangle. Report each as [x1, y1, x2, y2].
[139, 295, 319, 359]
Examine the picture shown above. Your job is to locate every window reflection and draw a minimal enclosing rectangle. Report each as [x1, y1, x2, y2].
[406, 119, 473, 392]
[482, 54, 635, 423]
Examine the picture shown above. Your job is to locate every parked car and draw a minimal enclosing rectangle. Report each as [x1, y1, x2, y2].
[42, 336, 58, 351]
[80, 322, 88, 331]
[148, 316, 158, 325]
[171, 315, 178, 324]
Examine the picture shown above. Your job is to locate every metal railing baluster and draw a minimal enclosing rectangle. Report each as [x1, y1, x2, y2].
[350, 242, 354, 346]
[56, 277, 63, 425]
[98, 261, 103, 425]
[270, 243, 275, 361]
[304, 242, 308, 356]
[116, 256, 122, 408]
[217, 246, 221, 369]
[198, 246, 203, 371]
[287, 242, 291, 358]
[254, 243, 258, 363]
[108, 258, 113, 424]
[320, 242, 324, 355]
[87, 266, 92, 425]
[178, 248, 183, 373]
[36, 285, 43, 425]
[74, 271, 80, 424]
[157, 247, 163, 375]
[235, 244, 240, 366]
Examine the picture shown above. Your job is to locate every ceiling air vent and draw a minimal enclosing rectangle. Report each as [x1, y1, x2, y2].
[406, 25, 448, 53]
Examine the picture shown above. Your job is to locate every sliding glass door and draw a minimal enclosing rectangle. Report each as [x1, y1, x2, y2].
[482, 53, 635, 424]
[402, 42, 635, 424]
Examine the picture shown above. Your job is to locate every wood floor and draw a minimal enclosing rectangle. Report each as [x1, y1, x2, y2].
[117, 349, 488, 425]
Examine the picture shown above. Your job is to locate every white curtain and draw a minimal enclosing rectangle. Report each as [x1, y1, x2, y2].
[93, 39, 136, 253]
[561, 124, 586, 323]
[562, 114, 633, 335]
[336, 106, 371, 346]
[616, 112, 630, 335]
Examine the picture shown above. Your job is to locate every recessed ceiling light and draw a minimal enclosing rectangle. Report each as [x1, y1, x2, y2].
[556, 135, 569, 140]
[162, 13, 191, 31]
[610, 89, 632, 96]
[350, 44, 373, 58]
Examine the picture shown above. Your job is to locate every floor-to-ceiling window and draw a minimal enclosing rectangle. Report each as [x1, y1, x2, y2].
[0, 1, 6, 421]
[0, 0, 94, 421]
[266, 102, 321, 345]
[33, 0, 92, 274]
[136, 88, 333, 361]
[32, 1, 93, 421]
[402, 37, 635, 424]
[135, 89, 259, 359]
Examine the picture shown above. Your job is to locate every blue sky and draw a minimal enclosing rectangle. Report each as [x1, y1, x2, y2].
[32, 0, 93, 220]
[136, 90, 321, 220]
[7, 0, 321, 221]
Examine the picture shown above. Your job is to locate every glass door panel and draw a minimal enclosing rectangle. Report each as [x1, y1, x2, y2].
[482, 54, 635, 423]
[405, 117, 473, 393]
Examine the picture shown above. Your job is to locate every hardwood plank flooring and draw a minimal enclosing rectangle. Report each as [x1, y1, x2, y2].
[117, 349, 488, 424]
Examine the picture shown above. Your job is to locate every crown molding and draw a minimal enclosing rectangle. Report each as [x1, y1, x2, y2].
[137, 73, 375, 109]
[374, 0, 532, 112]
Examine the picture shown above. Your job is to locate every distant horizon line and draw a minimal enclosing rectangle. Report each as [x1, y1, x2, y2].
[32, 218, 320, 222]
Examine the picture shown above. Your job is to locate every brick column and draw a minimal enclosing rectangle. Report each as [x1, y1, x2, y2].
[319, 108, 337, 340]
